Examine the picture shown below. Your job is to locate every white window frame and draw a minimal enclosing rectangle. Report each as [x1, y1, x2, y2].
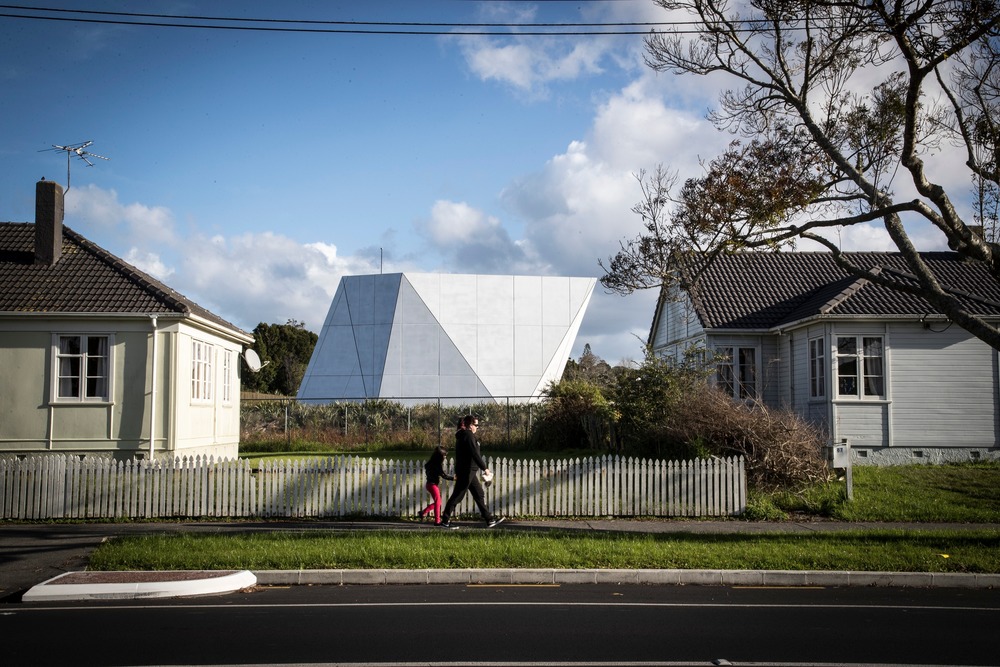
[716, 345, 758, 400]
[835, 335, 885, 399]
[809, 337, 826, 399]
[52, 333, 113, 403]
[221, 349, 233, 404]
[191, 339, 214, 403]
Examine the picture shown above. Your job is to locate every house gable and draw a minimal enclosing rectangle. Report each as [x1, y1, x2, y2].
[649, 251, 1000, 464]
[1, 180, 252, 460]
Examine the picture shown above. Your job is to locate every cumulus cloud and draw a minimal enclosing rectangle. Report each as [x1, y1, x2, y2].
[64, 185, 379, 334]
[124, 249, 174, 280]
[453, 1, 634, 95]
[174, 232, 378, 332]
[68, 184, 177, 248]
[500, 82, 728, 281]
[416, 199, 537, 274]
[461, 38, 607, 93]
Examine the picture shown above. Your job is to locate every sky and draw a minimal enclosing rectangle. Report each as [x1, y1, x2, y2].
[0, 1, 963, 366]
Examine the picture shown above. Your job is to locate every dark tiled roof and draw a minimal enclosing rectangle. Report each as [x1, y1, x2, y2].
[687, 251, 1000, 330]
[0, 222, 248, 336]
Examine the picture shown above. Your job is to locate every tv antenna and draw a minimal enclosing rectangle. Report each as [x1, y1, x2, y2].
[41, 140, 110, 193]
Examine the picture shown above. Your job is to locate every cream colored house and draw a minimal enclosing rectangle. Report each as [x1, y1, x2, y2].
[0, 180, 254, 460]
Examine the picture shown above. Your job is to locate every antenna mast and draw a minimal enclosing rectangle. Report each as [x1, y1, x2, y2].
[42, 140, 110, 193]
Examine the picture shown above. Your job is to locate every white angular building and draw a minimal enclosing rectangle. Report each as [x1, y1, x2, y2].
[297, 273, 596, 403]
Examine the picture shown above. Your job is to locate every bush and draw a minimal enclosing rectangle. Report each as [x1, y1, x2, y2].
[609, 352, 712, 459]
[241, 399, 535, 452]
[665, 383, 830, 490]
[531, 379, 617, 450]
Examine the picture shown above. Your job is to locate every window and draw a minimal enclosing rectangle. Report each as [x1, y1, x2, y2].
[221, 349, 233, 404]
[809, 337, 826, 398]
[836, 335, 885, 398]
[716, 346, 757, 399]
[191, 339, 213, 402]
[55, 334, 110, 401]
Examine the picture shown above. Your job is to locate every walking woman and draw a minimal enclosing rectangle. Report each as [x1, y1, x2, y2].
[419, 446, 454, 525]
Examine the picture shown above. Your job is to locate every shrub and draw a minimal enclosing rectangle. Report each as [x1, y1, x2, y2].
[531, 379, 618, 450]
[665, 383, 830, 490]
[609, 352, 711, 459]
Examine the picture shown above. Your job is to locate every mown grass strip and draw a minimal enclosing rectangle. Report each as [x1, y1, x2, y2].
[87, 528, 1000, 574]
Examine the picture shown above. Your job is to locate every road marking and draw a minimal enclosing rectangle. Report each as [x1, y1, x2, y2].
[12, 601, 1000, 612]
[467, 584, 561, 588]
[732, 586, 826, 589]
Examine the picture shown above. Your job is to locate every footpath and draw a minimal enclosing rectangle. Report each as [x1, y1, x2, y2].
[2, 518, 998, 602]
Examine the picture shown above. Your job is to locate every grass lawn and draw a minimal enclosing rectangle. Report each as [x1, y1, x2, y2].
[88, 528, 1000, 573]
[758, 462, 1000, 523]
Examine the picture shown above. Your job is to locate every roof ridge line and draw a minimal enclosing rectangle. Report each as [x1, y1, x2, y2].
[818, 267, 880, 314]
[63, 226, 191, 314]
[880, 265, 1000, 310]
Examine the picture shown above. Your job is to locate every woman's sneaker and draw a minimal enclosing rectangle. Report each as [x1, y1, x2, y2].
[486, 516, 506, 528]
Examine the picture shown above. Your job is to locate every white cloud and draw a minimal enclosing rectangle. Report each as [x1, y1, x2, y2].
[176, 232, 377, 332]
[416, 199, 536, 274]
[501, 82, 728, 282]
[67, 184, 176, 248]
[460, 36, 609, 94]
[64, 186, 379, 334]
[454, 0, 627, 96]
[124, 249, 174, 280]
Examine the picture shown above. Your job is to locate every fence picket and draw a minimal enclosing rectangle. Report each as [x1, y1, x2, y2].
[0, 453, 745, 520]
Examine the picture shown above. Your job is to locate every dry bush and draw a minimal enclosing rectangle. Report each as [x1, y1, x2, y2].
[669, 384, 830, 490]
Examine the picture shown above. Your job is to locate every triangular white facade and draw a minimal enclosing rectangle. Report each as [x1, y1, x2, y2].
[297, 273, 596, 403]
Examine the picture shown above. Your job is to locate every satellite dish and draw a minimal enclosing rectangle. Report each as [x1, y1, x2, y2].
[243, 349, 263, 373]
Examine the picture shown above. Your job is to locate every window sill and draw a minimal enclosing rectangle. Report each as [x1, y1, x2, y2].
[49, 400, 113, 407]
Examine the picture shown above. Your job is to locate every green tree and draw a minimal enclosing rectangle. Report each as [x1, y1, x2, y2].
[610, 349, 710, 458]
[561, 343, 616, 389]
[532, 378, 618, 451]
[242, 320, 318, 396]
[601, 0, 1000, 350]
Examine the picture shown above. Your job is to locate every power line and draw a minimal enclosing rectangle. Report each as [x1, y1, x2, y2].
[0, 3, 791, 36]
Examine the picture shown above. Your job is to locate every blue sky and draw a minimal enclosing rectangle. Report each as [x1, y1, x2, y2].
[0, 1, 957, 365]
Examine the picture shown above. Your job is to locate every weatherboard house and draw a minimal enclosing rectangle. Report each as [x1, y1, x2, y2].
[0, 180, 254, 460]
[297, 272, 596, 403]
[648, 252, 1000, 465]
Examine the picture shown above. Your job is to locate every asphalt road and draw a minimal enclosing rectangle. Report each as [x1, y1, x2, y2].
[5, 583, 1000, 666]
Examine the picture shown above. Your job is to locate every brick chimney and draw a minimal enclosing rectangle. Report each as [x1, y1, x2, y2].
[35, 179, 64, 266]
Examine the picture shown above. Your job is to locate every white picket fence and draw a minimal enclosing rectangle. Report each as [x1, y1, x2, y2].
[0, 454, 746, 520]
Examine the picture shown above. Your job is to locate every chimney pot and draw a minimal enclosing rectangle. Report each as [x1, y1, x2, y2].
[35, 179, 64, 266]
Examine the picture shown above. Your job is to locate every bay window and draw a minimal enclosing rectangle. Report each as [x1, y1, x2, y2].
[836, 335, 885, 399]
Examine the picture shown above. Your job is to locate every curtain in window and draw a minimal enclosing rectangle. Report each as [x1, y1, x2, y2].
[862, 336, 884, 396]
[837, 337, 858, 396]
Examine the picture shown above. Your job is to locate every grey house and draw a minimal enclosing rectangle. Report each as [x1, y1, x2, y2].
[0, 180, 254, 460]
[648, 252, 1000, 465]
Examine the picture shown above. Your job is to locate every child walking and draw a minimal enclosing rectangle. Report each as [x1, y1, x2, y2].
[419, 445, 455, 525]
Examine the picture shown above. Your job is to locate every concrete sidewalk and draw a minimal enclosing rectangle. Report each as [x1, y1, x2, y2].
[3, 518, 998, 601]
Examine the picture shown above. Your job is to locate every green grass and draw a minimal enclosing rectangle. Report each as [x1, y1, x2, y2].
[88, 528, 1000, 573]
[756, 462, 1000, 522]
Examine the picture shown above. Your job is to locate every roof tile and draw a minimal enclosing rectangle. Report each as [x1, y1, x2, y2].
[686, 252, 1000, 329]
[0, 222, 247, 335]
